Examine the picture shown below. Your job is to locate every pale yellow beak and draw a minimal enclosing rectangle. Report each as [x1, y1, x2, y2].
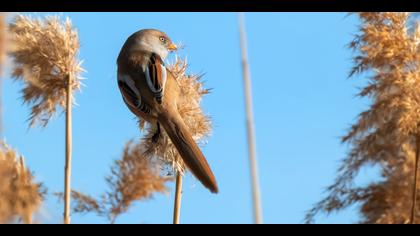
[168, 43, 178, 51]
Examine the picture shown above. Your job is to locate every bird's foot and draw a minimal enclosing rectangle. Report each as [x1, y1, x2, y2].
[152, 123, 161, 143]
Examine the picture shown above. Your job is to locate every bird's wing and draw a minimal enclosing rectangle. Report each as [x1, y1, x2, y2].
[117, 73, 150, 114]
[145, 53, 167, 103]
[118, 74, 140, 108]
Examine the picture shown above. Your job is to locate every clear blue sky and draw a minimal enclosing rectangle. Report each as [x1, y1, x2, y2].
[2, 13, 370, 224]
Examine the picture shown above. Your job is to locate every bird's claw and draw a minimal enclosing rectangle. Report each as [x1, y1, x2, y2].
[151, 123, 161, 143]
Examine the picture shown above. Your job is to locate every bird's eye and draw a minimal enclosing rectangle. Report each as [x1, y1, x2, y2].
[159, 37, 166, 43]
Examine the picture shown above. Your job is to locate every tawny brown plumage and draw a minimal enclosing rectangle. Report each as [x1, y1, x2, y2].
[117, 29, 218, 193]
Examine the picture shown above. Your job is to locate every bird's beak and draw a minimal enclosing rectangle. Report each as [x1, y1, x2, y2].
[168, 43, 178, 52]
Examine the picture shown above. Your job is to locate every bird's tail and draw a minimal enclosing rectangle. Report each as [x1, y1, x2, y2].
[158, 108, 218, 193]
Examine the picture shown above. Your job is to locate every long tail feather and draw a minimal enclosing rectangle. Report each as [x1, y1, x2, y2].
[158, 108, 218, 193]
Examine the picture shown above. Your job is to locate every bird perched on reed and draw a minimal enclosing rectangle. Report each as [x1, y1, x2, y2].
[117, 29, 218, 193]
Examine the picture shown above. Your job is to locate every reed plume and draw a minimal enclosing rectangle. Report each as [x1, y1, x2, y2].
[305, 12, 420, 224]
[0, 142, 45, 224]
[56, 140, 172, 223]
[8, 14, 84, 224]
[8, 14, 83, 127]
[105, 140, 172, 223]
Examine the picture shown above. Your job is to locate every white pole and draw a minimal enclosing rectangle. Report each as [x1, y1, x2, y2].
[238, 12, 263, 224]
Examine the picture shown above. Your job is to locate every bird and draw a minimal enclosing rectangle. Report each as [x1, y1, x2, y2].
[117, 29, 218, 193]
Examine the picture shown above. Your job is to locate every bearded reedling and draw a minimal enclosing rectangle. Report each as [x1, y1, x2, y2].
[117, 29, 217, 223]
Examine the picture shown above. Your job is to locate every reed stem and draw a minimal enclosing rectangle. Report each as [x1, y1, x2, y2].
[64, 74, 73, 224]
[410, 135, 420, 224]
[173, 170, 183, 224]
[238, 12, 263, 224]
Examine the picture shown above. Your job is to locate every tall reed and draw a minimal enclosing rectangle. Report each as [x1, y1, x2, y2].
[8, 14, 84, 224]
[238, 12, 263, 224]
[173, 163, 183, 224]
[305, 12, 420, 224]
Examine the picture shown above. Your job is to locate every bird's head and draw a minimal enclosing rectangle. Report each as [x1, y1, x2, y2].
[129, 29, 178, 60]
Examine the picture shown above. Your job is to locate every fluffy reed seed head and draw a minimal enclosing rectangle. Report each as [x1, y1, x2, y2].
[60, 140, 172, 223]
[305, 12, 420, 224]
[105, 140, 172, 223]
[140, 58, 212, 174]
[0, 141, 45, 223]
[8, 14, 84, 127]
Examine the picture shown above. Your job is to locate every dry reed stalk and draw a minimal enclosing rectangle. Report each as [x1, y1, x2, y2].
[0, 142, 45, 224]
[173, 168, 183, 224]
[8, 14, 84, 224]
[305, 12, 420, 224]
[64, 73, 72, 224]
[411, 135, 420, 223]
[238, 12, 263, 224]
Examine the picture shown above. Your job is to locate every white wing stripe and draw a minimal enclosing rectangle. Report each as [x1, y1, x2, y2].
[118, 73, 142, 109]
[160, 64, 167, 94]
[145, 66, 161, 93]
[118, 74, 141, 97]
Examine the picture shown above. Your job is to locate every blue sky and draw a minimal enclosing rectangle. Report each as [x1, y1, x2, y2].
[2, 12, 371, 224]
